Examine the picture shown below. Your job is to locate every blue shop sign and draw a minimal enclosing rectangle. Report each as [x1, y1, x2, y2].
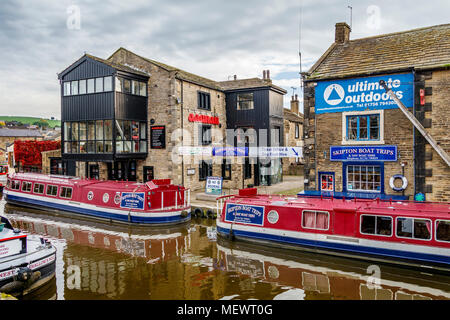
[315, 73, 413, 114]
[120, 192, 145, 210]
[225, 203, 265, 226]
[330, 145, 397, 161]
[212, 147, 248, 156]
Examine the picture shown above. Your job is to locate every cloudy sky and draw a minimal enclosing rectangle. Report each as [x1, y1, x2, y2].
[0, 0, 449, 119]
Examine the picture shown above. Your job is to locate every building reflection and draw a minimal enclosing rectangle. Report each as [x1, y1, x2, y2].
[215, 238, 450, 300]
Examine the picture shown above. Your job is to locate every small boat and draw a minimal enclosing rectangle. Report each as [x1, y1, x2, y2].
[0, 215, 56, 297]
[216, 188, 450, 272]
[3, 173, 191, 225]
[0, 164, 8, 191]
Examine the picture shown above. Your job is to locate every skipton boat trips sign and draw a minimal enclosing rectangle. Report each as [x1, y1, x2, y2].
[330, 145, 397, 161]
[225, 203, 265, 226]
[120, 192, 145, 210]
[315, 73, 413, 114]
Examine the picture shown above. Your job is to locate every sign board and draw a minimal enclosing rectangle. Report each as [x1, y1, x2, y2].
[178, 146, 212, 156]
[212, 147, 248, 156]
[150, 126, 166, 149]
[315, 73, 414, 114]
[205, 176, 223, 195]
[330, 145, 397, 162]
[120, 192, 145, 210]
[248, 147, 303, 158]
[225, 203, 265, 226]
[186, 168, 196, 176]
[0, 238, 23, 258]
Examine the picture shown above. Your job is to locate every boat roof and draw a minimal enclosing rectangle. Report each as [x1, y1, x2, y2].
[226, 194, 450, 219]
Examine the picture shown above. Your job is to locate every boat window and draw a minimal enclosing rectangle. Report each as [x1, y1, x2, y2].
[46, 185, 58, 197]
[11, 180, 21, 190]
[302, 210, 329, 230]
[21, 181, 32, 192]
[436, 220, 450, 242]
[6, 179, 10, 188]
[361, 215, 392, 236]
[33, 183, 45, 194]
[396, 217, 431, 240]
[60, 187, 73, 199]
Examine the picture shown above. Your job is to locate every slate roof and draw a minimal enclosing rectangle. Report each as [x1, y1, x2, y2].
[0, 128, 43, 137]
[219, 78, 287, 94]
[306, 23, 450, 80]
[283, 109, 303, 123]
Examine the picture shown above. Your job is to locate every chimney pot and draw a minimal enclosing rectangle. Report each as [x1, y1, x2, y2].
[335, 22, 351, 43]
[267, 70, 270, 79]
[233, 75, 237, 80]
[262, 70, 266, 79]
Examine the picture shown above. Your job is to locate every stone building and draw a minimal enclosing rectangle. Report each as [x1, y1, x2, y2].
[59, 48, 287, 191]
[302, 22, 450, 201]
[283, 94, 304, 175]
[0, 128, 43, 164]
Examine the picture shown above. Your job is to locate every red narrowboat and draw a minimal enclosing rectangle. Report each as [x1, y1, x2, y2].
[3, 173, 191, 225]
[216, 188, 450, 272]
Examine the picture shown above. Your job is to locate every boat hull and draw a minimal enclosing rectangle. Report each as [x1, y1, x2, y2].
[4, 191, 191, 226]
[216, 221, 450, 273]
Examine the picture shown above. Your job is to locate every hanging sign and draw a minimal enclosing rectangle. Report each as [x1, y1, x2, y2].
[330, 145, 397, 161]
[315, 73, 414, 114]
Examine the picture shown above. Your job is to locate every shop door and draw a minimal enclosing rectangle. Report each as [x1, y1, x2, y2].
[143, 166, 154, 182]
[89, 164, 99, 180]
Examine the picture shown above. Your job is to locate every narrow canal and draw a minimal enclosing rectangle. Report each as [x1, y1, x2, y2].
[1, 197, 449, 300]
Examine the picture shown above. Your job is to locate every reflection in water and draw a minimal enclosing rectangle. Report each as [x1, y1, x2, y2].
[1, 199, 449, 300]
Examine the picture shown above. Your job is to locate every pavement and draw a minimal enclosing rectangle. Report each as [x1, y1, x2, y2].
[191, 175, 304, 212]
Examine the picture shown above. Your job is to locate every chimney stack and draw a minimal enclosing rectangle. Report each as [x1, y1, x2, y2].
[335, 22, 351, 43]
[262, 70, 266, 79]
[291, 94, 299, 115]
[233, 75, 237, 80]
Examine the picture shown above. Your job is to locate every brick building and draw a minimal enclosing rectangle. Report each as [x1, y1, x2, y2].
[283, 94, 304, 174]
[59, 48, 287, 191]
[302, 23, 450, 201]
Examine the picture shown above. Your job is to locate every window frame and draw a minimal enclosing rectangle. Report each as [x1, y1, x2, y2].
[46, 185, 58, 197]
[11, 180, 21, 190]
[221, 159, 232, 180]
[344, 162, 383, 194]
[60, 186, 73, 199]
[301, 210, 330, 231]
[360, 214, 393, 237]
[237, 92, 254, 110]
[197, 91, 211, 110]
[341, 110, 384, 145]
[199, 160, 212, 181]
[21, 181, 32, 193]
[435, 219, 450, 243]
[33, 183, 45, 194]
[395, 217, 433, 242]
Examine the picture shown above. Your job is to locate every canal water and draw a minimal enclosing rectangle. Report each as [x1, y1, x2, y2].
[1, 197, 449, 300]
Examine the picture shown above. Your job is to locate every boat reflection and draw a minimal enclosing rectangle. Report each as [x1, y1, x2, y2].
[216, 237, 450, 300]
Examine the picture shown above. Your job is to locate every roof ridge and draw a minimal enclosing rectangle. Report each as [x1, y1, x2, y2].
[347, 23, 450, 43]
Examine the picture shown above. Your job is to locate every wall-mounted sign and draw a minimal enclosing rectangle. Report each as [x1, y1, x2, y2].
[186, 168, 196, 175]
[120, 192, 145, 210]
[315, 73, 413, 114]
[225, 203, 265, 226]
[205, 176, 223, 195]
[212, 147, 248, 156]
[248, 147, 303, 158]
[150, 126, 166, 149]
[188, 113, 219, 125]
[330, 145, 397, 162]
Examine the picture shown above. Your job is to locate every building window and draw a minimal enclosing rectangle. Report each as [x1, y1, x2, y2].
[95, 77, 103, 93]
[64, 82, 71, 96]
[104, 76, 112, 91]
[199, 160, 212, 181]
[320, 173, 334, 192]
[79, 79, 86, 94]
[139, 82, 147, 96]
[361, 215, 392, 236]
[46, 185, 58, 197]
[21, 181, 32, 192]
[436, 220, 450, 242]
[237, 92, 254, 110]
[71, 81, 78, 95]
[63, 120, 115, 154]
[199, 124, 212, 146]
[346, 164, 381, 192]
[396, 217, 431, 240]
[295, 124, 299, 139]
[222, 160, 231, 180]
[198, 91, 211, 110]
[87, 78, 95, 93]
[302, 210, 329, 230]
[33, 183, 45, 194]
[115, 120, 147, 153]
[346, 113, 379, 141]
[60, 187, 73, 199]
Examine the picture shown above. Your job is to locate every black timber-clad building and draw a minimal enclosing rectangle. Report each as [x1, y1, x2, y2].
[219, 73, 287, 186]
[58, 54, 149, 181]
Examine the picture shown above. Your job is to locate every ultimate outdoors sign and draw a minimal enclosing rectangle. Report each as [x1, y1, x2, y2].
[315, 73, 413, 114]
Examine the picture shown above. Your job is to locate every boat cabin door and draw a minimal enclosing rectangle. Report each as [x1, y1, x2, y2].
[333, 208, 357, 237]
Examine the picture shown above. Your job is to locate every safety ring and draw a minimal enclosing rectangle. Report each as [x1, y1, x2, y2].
[389, 174, 408, 192]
